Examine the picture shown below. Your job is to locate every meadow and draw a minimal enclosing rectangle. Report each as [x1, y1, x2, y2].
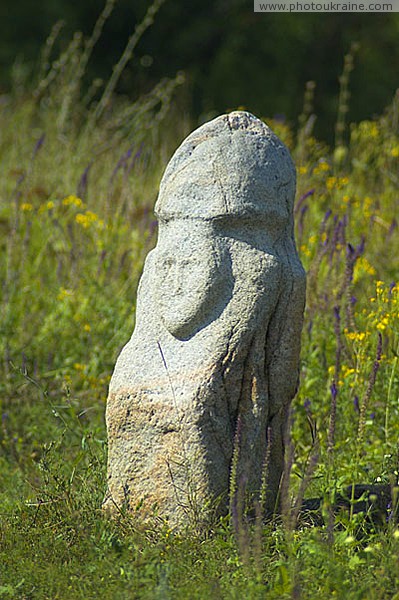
[1, 21, 399, 598]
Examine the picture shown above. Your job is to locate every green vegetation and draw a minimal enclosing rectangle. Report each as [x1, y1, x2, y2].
[1, 21, 399, 600]
[1, 1, 399, 139]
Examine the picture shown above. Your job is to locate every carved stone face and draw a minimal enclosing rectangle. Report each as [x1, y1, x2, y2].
[154, 223, 226, 340]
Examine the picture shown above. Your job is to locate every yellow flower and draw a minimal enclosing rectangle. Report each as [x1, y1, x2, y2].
[57, 287, 73, 301]
[298, 166, 308, 175]
[326, 177, 337, 190]
[83, 323, 91, 332]
[313, 160, 330, 175]
[300, 244, 311, 257]
[376, 317, 389, 332]
[63, 195, 84, 207]
[46, 200, 55, 210]
[391, 147, 399, 158]
[327, 176, 349, 190]
[369, 124, 379, 138]
[21, 202, 33, 211]
[342, 366, 356, 378]
[75, 210, 98, 229]
[73, 363, 85, 371]
[344, 330, 366, 342]
[353, 257, 376, 283]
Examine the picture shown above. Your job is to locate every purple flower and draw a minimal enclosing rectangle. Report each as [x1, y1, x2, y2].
[294, 189, 315, 214]
[333, 305, 341, 322]
[77, 163, 92, 199]
[32, 133, 45, 159]
[330, 382, 338, 401]
[388, 219, 397, 236]
[323, 209, 332, 224]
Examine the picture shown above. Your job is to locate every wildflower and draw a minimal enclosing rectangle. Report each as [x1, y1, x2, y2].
[313, 160, 330, 175]
[326, 177, 337, 190]
[73, 363, 85, 371]
[298, 166, 308, 175]
[330, 381, 338, 400]
[376, 280, 384, 290]
[83, 323, 91, 332]
[391, 147, 399, 158]
[344, 330, 367, 342]
[376, 316, 389, 332]
[353, 257, 376, 281]
[63, 195, 84, 207]
[57, 287, 73, 301]
[327, 176, 349, 190]
[369, 124, 379, 137]
[21, 202, 33, 211]
[75, 210, 98, 229]
[46, 200, 55, 210]
[341, 366, 356, 378]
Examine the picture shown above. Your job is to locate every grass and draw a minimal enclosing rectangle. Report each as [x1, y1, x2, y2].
[1, 21, 399, 599]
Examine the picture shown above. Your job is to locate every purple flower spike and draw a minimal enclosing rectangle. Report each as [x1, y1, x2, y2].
[127, 142, 145, 176]
[347, 243, 355, 257]
[353, 396, 360, 413]
[295, 189, 315, 213]
[389, 219, 397, 236]
[32, 133, 45, 158]
[333, 305, 341, 322]
[77, 163, 92, 199]
[350, 295, 357, 305]
[330, 382, 338, 400]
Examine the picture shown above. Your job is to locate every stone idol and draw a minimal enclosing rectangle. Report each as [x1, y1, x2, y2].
[104, 111, 306, 527]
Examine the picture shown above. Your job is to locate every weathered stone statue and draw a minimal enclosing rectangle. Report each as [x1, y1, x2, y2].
[104, 111, 306, 527]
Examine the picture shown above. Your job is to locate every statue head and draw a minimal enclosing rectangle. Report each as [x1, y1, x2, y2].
[155, 111, 296, 237]
[152, 111, 296, 340]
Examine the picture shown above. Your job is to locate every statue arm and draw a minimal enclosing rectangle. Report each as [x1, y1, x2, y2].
[267, 260, 306, 417]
